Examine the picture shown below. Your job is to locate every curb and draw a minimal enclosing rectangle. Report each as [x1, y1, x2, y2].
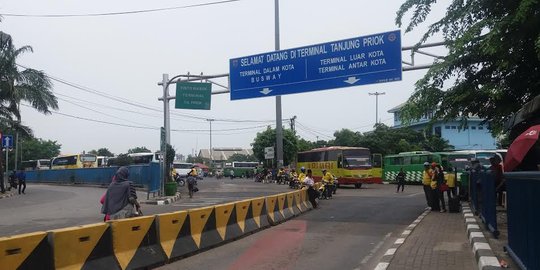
[374, 208, 431, 270]
[142, 193, 181, 205]
[462, 204, 501, 270]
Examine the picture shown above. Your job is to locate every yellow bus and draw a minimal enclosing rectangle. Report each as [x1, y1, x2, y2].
[297, 146, 382, 188]
[51, 154, 98, 169]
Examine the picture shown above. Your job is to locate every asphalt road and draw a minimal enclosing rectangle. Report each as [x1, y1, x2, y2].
[156, 184, 427, 270]
[0, 177, 290, 236]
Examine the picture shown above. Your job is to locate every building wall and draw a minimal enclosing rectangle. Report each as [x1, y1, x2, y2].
[405, 121, 497, 150]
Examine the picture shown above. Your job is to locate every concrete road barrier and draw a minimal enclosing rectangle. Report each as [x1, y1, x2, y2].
[215, 202, 243, 242]
[0, 231, 51, 270]
[48, 223, 119, 270]
[157, 211, 198, 262]
[266, 195, 284, 225]
[285, 192, 299, 217]
[109, 216, 166, 270]
[249, 197, 270, 230]
[293, 190, 307, 213]
[188, 206, 221, 250]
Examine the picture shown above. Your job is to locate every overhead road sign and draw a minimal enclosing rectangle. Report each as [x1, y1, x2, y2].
[2, 134, 13, 148]
[175, 82, 211, 110]
[229, 30, 402, 100]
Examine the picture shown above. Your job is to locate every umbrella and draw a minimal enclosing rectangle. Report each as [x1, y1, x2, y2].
[504, 124, 540, 172]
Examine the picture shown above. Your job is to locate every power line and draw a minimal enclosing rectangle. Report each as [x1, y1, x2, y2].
[0, 0, 240, 18]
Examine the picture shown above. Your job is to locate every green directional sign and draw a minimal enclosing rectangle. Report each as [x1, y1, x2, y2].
[175, 82, 211, 110]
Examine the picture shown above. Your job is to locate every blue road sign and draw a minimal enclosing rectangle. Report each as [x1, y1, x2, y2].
[2, 135, 13, 148]
[229, 30, 402, 100]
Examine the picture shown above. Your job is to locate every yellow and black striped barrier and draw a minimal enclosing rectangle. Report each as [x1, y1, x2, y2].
[48, 223, 118, 270]
[157, 210, 197, 262]
[248, 197, 270, 230]
[0, 231, 51, 270]
[109, 216, 166, 270]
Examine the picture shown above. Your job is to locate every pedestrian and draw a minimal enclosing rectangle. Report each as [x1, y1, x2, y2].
[432, 163, 447, 212]
[445, 167, 457, 198]
[490, 156, 505, 206]
[187, 165, 199, 198]
[8, 170, 17, 191]
[16, 169, 26, 194]
[422, 162, 433, 209]
[303, 169, 318, 209]
[101, 167, 141, 220]
[396, 167, 406, 192]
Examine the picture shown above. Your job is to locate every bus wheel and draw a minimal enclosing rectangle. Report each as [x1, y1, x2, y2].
[355, 183, 362, 189]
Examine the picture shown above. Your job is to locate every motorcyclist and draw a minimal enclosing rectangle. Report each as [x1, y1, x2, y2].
[289, 169, 298, 188]
[277, 167, 285, 184]
[322, 169, 335, 199]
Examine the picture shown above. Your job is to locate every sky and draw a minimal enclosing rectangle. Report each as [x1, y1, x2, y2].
[1, 0, 447, 157]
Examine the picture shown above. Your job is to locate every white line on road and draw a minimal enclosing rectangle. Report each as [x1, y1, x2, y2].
[358, 232, 392, 266]
[406, 192, 424, 197]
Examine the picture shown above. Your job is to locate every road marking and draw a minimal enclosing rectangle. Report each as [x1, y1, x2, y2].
[359, 232, 391, 265]
[406, 192, 423, 197]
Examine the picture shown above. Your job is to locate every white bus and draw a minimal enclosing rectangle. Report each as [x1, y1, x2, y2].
[21, 159, 51, 170]
[128, 152, 162, 164]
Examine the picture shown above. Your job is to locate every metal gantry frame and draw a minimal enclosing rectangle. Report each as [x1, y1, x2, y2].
[157, 42, 447, 194]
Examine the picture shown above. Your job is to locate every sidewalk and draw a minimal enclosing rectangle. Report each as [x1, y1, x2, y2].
[0, 189, 16, 199]
[385, 209, 478, 270]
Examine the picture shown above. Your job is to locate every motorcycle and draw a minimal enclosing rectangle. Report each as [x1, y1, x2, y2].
[174, 174, 186, 187]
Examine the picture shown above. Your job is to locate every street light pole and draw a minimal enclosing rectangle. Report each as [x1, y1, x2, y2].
[369, 92, 386, 124]
[275, 0, 284, 169]
[207, 119, 214, 168]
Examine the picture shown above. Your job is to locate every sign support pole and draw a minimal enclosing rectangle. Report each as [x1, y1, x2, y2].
[161, 73, 170, 196]
[275, 0, 284, 169]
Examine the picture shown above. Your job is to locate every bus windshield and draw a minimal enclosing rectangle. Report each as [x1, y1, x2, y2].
[53, 156, 77, 166]
[447, 154, 473, 171]
[343, 149, 371, 168]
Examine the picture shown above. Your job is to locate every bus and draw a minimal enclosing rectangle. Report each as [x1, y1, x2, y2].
[452, 150, 506, 168]
[21, 159, 50, 170]
[128, 152, 162, 164]
[223, 161, 259, 178]
[296, 146, 382, 188]
[383, 151, 480, 183]
[51, 154, 98, 169]
[97, 156, 109, 167]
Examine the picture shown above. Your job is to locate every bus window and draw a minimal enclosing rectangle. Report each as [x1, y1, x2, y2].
[403, 156, 411, 165]
[372, 154, 382, 168]
[21, 160, 38, 170]
[411, 155, 420, 165]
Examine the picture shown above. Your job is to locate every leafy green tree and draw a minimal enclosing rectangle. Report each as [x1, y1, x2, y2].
[127, 147, 151, 154]
[19, 138, 61, 161]
[251, 126, 298, 166]
[112, 154, 132, 166]
[165, 144, 175, 182]
[227, 153, 257, 162]
[331, 129, 361, 147]
[396, 0, 540, 134]
[89, 148, 114, 157]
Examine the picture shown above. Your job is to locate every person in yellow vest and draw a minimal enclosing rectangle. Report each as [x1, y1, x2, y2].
[322, 169, 334, 199]
[445, 167, 457, 198]
[422, 162, 433, 209]
[289, 169, 298, 188]
[298, 167, 307, 189]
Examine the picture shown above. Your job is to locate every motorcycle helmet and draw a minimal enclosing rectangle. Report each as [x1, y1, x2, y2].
[300, 167, 305, 172]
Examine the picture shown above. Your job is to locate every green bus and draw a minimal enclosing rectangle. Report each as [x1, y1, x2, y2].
[223, 161, 259, 178]
[383, 151, 475, 183]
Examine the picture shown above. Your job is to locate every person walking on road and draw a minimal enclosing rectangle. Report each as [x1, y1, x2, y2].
[187, 165, 199, 198]
[16, 169, 26, 194]
[396, 167, 406, 193]
[303, 169, 318, 209]
[101, 167, 141, 220]
[422, 162, 433, 209]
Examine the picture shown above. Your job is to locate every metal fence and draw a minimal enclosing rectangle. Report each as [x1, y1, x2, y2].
[468, 171, 499, 238]
[505, 172, 540, 270]
[25, 163, 161, 193]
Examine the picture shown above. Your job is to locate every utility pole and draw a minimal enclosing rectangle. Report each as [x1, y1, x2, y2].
[207, 119, 214, 168]
[161, 73, 170, 196]
[369, 92, 386, 124]
[275, 0, 284, 169]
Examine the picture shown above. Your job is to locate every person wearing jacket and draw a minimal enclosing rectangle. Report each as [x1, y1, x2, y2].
[101, 167, 141, 220]
[303, 169, 318, 209]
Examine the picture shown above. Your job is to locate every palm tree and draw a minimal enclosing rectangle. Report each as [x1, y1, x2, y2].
[0, 31, 58, 128]
[0, 29, 58, 185]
